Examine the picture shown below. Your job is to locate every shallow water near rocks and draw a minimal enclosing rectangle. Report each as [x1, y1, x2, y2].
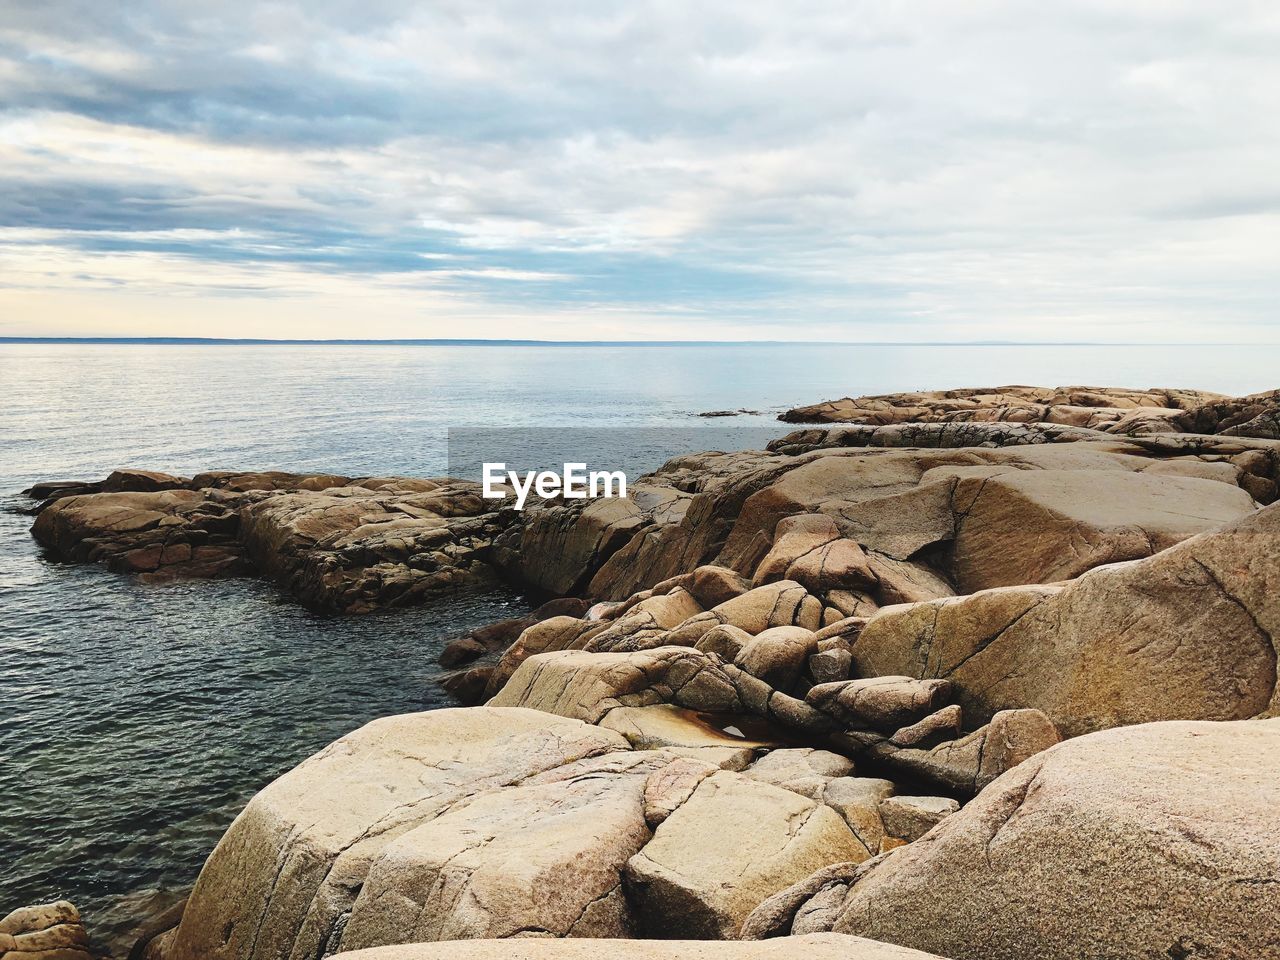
[1, 341, 1276, 951]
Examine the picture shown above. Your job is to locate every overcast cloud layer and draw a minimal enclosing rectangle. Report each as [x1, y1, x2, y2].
[2, 1, 1278, 340]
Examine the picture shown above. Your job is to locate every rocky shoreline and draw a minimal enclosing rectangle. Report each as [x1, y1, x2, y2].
[10, 384, 1280, 960]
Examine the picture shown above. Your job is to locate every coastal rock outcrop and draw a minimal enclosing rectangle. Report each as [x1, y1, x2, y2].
[141, 708, 880, 960]
[777, 385, 1223, 430]
[742, 718, 1280, 960]
[0, 901, 97, 960]
[851, 502, 1280, 737]
[329, 934, 951, 960]
[28, 471, 518, 612]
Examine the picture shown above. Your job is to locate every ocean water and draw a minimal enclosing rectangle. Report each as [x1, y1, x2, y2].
[1, 342, 1277, 951]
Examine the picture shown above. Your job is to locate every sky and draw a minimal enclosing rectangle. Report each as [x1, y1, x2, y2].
[1, 1, 1278, 342]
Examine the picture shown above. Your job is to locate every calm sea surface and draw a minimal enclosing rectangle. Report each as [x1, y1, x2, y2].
[1, 342, 1277, 949]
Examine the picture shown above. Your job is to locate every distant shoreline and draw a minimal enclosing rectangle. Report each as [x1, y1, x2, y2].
[0, 337, 1257, 347]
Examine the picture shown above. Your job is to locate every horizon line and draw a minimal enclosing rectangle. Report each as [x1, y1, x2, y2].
[1, 336, 1273, 347]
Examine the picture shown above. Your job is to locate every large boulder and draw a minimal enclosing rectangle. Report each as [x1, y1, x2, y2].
[337, 752, 664, 946]
[853, 502, 1280, 737]
[745, 718, 1280, 960]
[329, 933, 951, 960]
[143, 707, 884, 960]
[623, 771, 867, 939]
[0, 900, 94, 960]
[949, 469, 1256, 591]
[147, 709, 632, 960]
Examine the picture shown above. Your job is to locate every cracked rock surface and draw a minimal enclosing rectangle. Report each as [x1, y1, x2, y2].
[744, 718, 1280, 960]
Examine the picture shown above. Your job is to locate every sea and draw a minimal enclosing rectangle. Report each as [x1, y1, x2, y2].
[1, 341, 1276, 950]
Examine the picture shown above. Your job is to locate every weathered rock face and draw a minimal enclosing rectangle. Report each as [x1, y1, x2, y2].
[623, 771, 868, 939]
[144, 709, 879, 960]
[778, 385, 1223, 429]
[745, 718, 1280, 960]
[28, 471, 518, 612]
[946, 468, 1256, 591]
[853, 502, 1280, 737]
[29, 488, 247, 579]
[0, 900, 97, 960]
[328, 933, 952, 960]
[149, 709, 631, 960]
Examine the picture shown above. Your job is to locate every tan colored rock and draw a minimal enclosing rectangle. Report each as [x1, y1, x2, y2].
[878, 795, 960, 842]
[734, 626, 818, 692]
[887, 704, 963, 748]
[694, 623, 753, 662]
[853, 503, 1280, 737]
[823, 719, 1280, 960]
[599, 704, 780, 769]
[0, 900, 93, 960]
[641, 755, 721, 826]
[490, 648, 746, 722]
[806, 677, 953, 732]
[338, 752, 663, 946]
[328, 932, 952, 960]
[491, 648, 836, 740]
[743, 748, 854, 799]
[822, 778, 895, 856]
[687, 565, 753, 608]
[623, 771, 867, 939]
[787, 539, 877, 594]
[715, 581, 824, 634]
[873, 709, 1060, 794]
[150, 708, 630, 960]
[950, 469, 1257, 592]
[754, 514, 841, 582]
[484, 616, 603, 697]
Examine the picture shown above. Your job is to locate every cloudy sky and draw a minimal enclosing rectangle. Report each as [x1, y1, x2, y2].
[1, 1, 1277, 341]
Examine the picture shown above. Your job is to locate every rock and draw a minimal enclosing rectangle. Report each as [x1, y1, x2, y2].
[778, 385, 1223, 428]
[711, 581, 825, 635]
[806, 677, 953, 732]
[327, 932, 953, 960]
[147, 708, 631, 960]
[852, 503, 1280, 737]
[742, 748, 854, 799]
[438, 598, 591, 669]
[822, 778, 896, 856]
[871, 709, 1060, 795]
[887, 705, 963, 749]
[693, 624, 753, 662]
[30, 489, 246, 579]
[949, 469, 1257, 592]
[786, 718, 1280, 960]
[738, 862, 877, 941]
[878, 796, 960, 843]
[491, 648, 744, 722]
[484, 616, 604, 697]
[599, 704, 781, 769]
[29, 472, 518, 612]
[642, 756, 721, 826]
[687, 565, 753, 608]
[490, 647, 836, 739]
[622, 771, 867, 939]
[734, 626, 818, 692]
[0, 900, 94, 959]
[338, 752, 663, 946]
[753, 514, 840, 582]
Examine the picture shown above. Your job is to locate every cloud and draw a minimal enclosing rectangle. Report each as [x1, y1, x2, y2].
[1, 1, 1278, 339]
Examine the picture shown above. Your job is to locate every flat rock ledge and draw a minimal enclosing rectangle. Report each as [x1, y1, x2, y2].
[25, 470, 518, 613]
